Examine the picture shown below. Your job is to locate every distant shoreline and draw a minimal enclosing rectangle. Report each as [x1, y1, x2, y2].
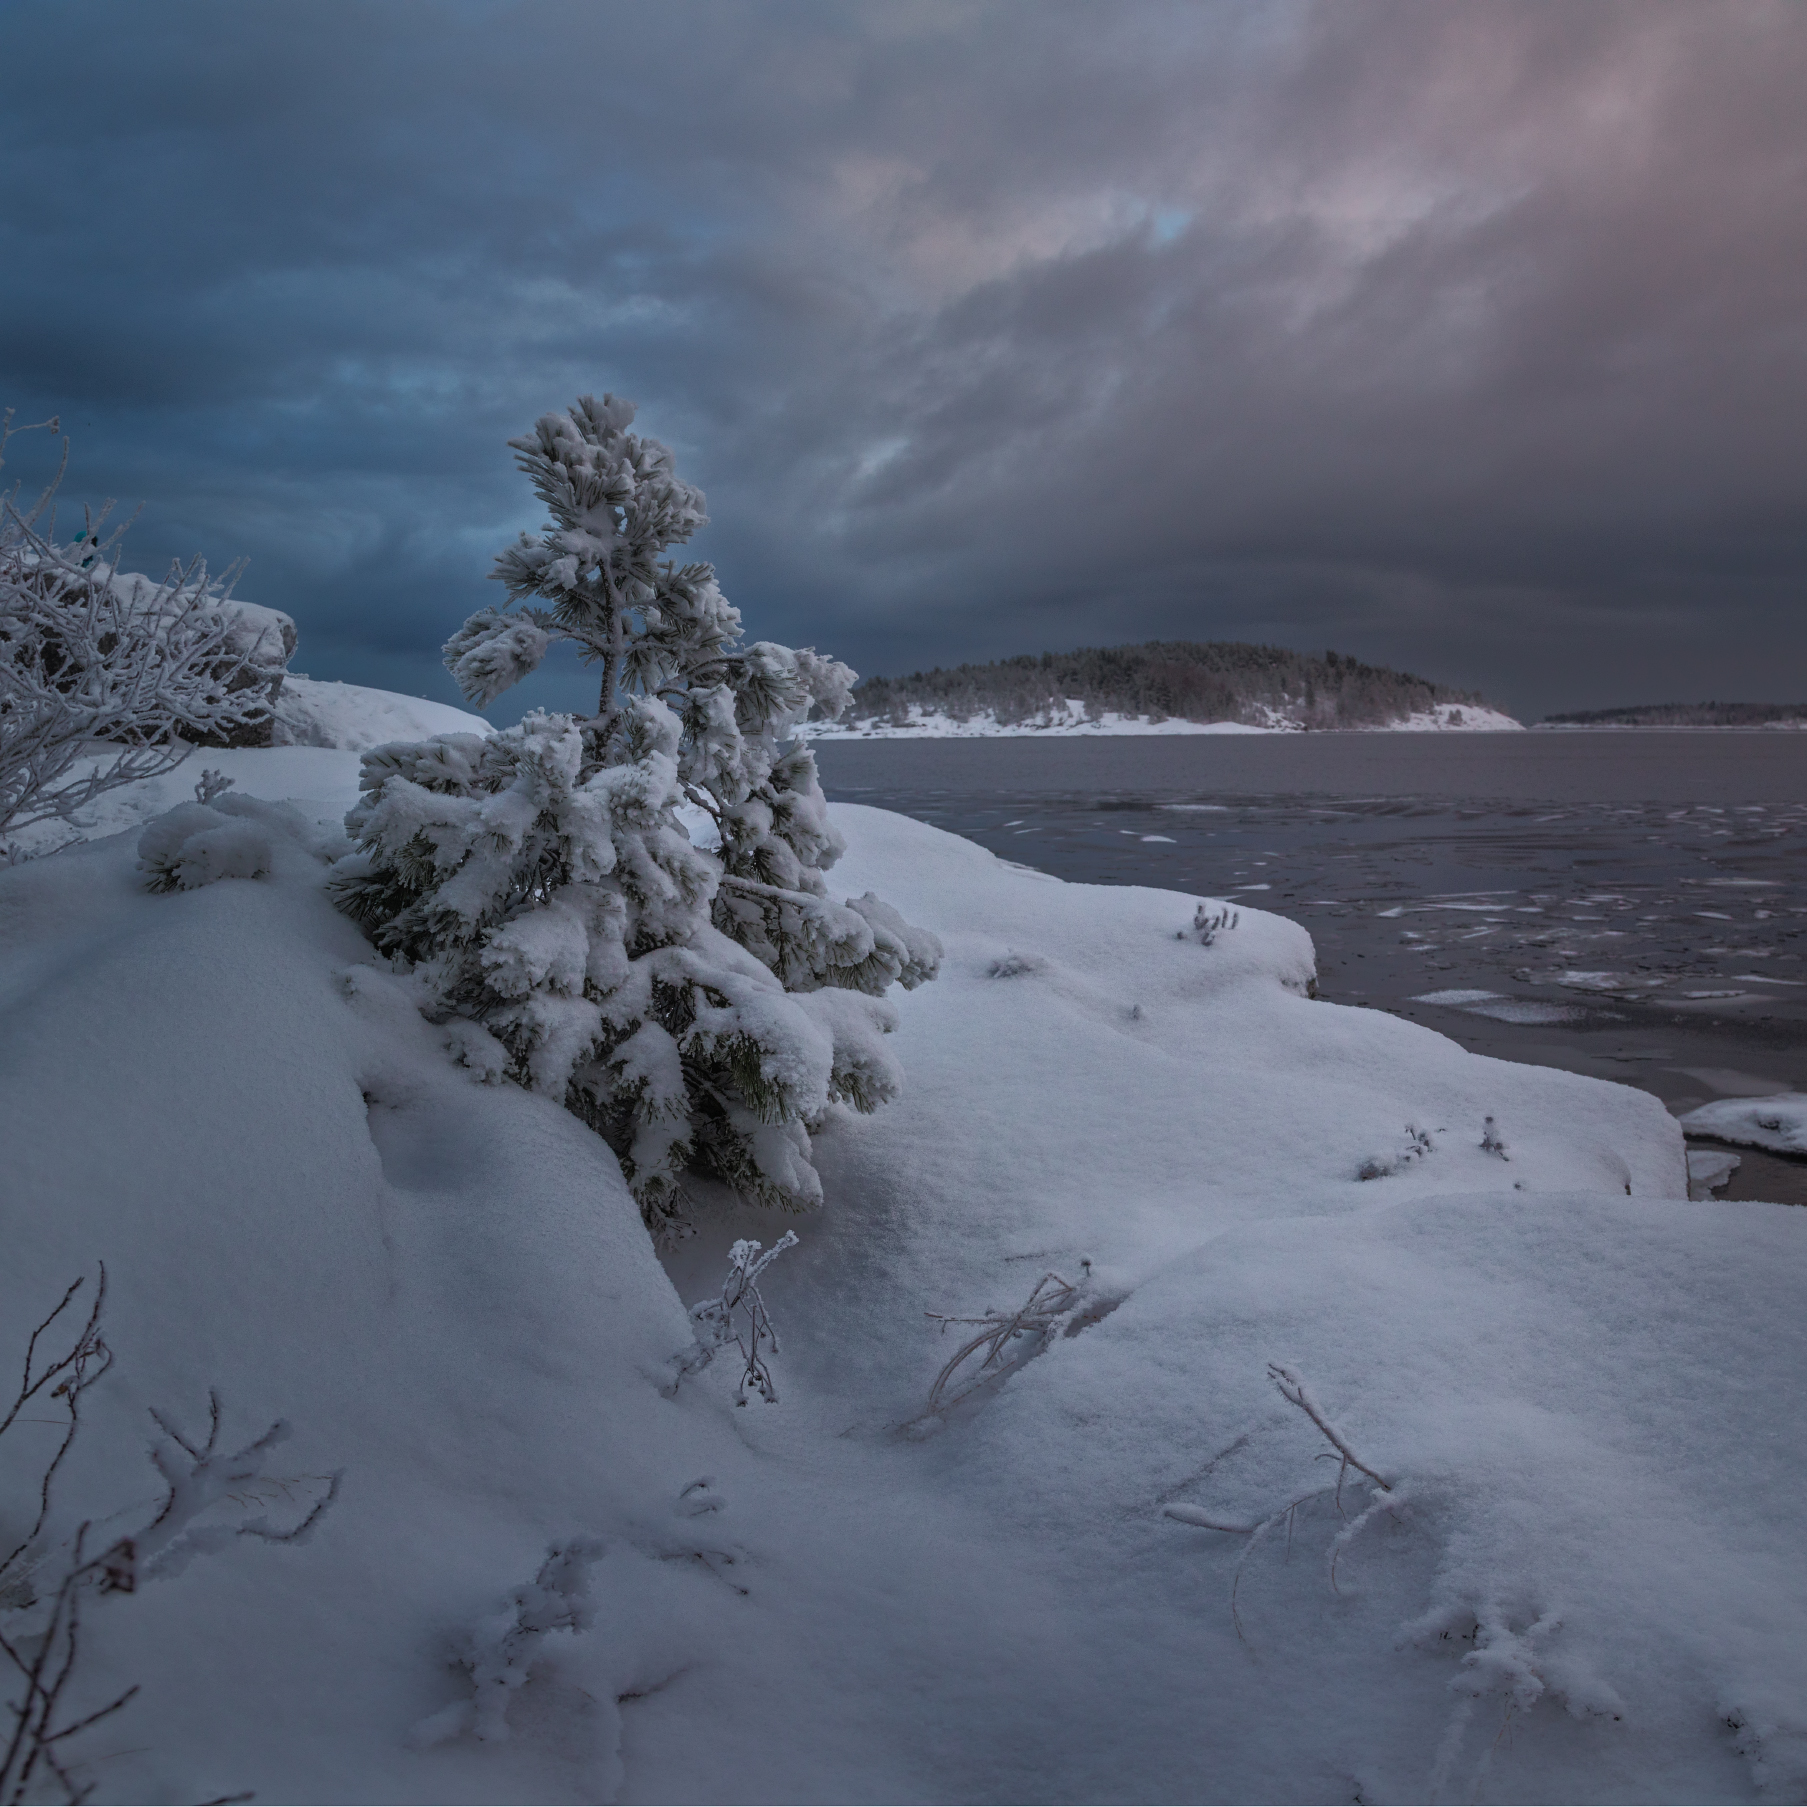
[1529, 722, 1807, 733]
[804, 701, 1524, 740]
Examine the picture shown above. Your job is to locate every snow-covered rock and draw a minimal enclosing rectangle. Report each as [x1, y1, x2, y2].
[272, 675, 492, 751]
[2, 751, 1801, 1804]
[1679, 1092, 1807, 1156]
[106, 572, 297, 675]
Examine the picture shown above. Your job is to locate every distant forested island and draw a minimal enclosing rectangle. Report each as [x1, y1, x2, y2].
[839, 640, 1494, 732]
[1540, 702, 1807, 728]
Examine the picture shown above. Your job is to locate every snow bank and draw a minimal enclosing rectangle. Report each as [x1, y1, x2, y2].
[4, 745, 1800, 1805]
[1680, 1092, 1807, 1156]
[272, 675, 493, 751]
[1387, 701, 1524, 732]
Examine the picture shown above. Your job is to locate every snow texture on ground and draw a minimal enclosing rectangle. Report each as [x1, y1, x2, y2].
[2, 730, 1800, 1806]
[802, 699, 1523, 739]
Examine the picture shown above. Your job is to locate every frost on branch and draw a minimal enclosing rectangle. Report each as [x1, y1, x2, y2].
[1, 1270, 338, 1805]
[412, 1539, 608, 1748]
[1165, 1362, 1404, 1644]
[677, 1231, 799, 1404]
[919, 1271, 1083, 1423]
[333, 394, 940, 1234]
[0, 413, 286, 848]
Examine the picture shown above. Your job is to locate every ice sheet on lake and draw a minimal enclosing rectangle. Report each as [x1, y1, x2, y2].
[1412, 988, 1589, 1024]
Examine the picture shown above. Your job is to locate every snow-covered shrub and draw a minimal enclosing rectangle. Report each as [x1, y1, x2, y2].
[331, 395, 940, 1233]
[1356, 1123, 1435, 1181]
[0, 415, 285, 847]
[137, 790, 335, 892]
[1188, 903, 1239, 945]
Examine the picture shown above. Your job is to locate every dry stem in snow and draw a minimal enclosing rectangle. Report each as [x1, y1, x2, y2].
[679, 1232, 799, 1404]
[921, 1270, 1083, 1420]
[0, 1272, 339, 1804]
[1165, 1362, 1403, 1644]
[1188, 904, 1239, 946]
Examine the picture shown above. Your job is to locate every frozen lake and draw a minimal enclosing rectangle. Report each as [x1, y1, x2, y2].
[817, 731, 1807, 1203]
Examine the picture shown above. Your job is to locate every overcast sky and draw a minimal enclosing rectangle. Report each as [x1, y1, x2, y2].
[3, 1, 1803, 722]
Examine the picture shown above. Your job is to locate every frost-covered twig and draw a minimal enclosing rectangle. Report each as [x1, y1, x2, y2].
[1165, 1363, 1403, 1643]
[1266, 1364, 1393, 1495]
[0, 1275, 338, 1803]
[0, 416, 269, 847]
[680, 1233, 799, 1404]
[135, 1389, 342, 1580]
[412, 1539, 607, 1747]
[923, 1271, 1080, 1417]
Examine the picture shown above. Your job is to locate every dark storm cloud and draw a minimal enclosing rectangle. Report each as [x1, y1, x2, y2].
[3, 1, 1803, 720]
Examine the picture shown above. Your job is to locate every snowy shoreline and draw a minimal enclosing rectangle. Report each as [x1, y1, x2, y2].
[4, 688, 1805, 1804]
[801, 698, 1523, 739]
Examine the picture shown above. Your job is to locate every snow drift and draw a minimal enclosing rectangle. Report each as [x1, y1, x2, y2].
[2, 742, 1801, 1805]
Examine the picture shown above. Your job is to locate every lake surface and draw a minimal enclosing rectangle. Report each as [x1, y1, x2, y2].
[816, 731, 1807, 1204]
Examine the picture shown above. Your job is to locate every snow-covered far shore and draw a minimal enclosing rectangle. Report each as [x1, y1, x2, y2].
[3, 709, 1804, 1804]
[801, 698, 1523, 738]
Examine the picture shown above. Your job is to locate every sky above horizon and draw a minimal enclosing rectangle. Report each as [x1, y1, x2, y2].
[3, 1, 1803, 724]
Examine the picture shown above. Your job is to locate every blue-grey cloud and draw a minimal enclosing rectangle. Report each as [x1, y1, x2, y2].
[3, 0, 1804, 721]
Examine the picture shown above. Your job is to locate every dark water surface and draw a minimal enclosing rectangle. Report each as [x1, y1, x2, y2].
[816, 732, 1807, 1204]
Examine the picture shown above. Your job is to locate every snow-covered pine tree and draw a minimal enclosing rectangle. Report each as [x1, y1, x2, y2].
[331, 395, 939, 1235]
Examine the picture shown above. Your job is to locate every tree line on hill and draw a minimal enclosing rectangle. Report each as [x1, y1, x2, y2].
[845, 640, 1485, 730]
[1541, 702, 1807, 728]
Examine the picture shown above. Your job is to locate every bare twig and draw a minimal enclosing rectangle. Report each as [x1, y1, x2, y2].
[0, 1268, 110, 1579]
[1, 1277, 337, 1802]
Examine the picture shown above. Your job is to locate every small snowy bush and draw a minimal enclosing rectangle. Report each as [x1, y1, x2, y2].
[0, 415, 282, 847]
[331, 395, 939, 1233]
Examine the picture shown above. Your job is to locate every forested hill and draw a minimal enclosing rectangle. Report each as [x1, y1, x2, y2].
[1541, 702, 1807, 728]
[843, 640, 1488, 731]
